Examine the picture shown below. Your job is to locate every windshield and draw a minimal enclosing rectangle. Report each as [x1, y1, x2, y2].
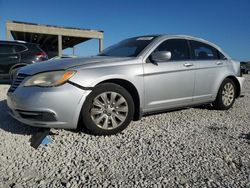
[98, 36, 157, 57]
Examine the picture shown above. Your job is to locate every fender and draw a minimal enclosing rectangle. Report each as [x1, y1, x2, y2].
[9, 63, 29, 74]
[214, 73, 241, 99]
[68, 74, 135, 89]
[69, 62, 144, 104]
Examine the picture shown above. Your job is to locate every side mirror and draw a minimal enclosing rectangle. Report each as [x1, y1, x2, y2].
[151, 51, 171, 62]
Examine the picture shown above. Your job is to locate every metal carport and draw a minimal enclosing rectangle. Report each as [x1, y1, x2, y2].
[6, 20, 104, 58]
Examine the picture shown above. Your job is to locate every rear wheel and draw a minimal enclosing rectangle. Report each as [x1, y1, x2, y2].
[213, 78, 236, 110]
[81, 83, 134, 135]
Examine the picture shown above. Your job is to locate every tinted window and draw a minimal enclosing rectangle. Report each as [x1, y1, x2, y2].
[25, 43, 42, 53]
[14, 45, 27, 53]
[154, 39, 190, 61]
[0, 44, 14, 54]
[218, 51, 227, 60]
[190, 40, 218, 60]
[98, 36, 156, 57]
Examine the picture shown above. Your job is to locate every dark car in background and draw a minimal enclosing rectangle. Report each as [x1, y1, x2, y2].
[240, 61, 250, 74]
[0, 40, 48, 80]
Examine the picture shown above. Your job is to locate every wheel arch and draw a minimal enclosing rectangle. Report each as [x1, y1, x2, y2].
[9, 63, 28, 74]
[225, 76, 241, 98]
[97, 79, 141, 121]
[216, 75, 241, 98]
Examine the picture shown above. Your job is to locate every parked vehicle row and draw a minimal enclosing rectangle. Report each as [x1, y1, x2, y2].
[240, 61, 250, 74]
[7, 35, 245, 135]
[0, 40, 48, 80]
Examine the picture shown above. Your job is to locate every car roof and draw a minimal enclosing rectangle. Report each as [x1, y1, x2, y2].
[135, 34, 208, 40]
[135, 34, 220, 47]
[153, 34, 212, 43]
[0, 40, 38, 45]
[156, 34, 226, 53]
[136, 34, 231, 60]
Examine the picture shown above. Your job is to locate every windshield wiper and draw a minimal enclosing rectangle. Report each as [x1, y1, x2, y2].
[98, 53, 108, 56]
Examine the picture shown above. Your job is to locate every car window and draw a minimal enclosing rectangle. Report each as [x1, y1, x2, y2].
[14, 45, 27, 53]
[190, 40, 218, 60]
[154, 39, 190, 61]
[218, 50, 227, 60]
[0, 44, 14, 54]
[98, 36, 157, 57]
[103, 46, 137, 57]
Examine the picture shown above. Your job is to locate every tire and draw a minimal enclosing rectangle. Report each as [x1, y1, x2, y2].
[213, 78, 236, 110]
[81, 83, 134, 135]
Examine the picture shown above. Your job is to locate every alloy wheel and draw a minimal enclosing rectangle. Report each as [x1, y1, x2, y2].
[90, 91, 128, 130]
[222, 82, 235, 106]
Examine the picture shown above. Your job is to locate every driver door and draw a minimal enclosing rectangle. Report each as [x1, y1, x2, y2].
[143, 39, 195, 112]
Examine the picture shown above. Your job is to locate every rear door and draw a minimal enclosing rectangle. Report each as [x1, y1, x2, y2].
[190, 40, 228, 102]
[143, 39, 195, 112]
[0, 44, 20, 75]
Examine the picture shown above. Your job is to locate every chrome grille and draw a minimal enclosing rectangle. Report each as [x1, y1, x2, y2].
[8, 73, 29, 93]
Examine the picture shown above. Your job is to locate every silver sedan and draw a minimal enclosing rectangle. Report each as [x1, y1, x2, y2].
[7, 35, 245, 135]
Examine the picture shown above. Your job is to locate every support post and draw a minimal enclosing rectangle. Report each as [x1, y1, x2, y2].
[6, 29, 11, 41]
[72, 46, 75, 56]
[58, 35, 62, 57]
[99, 38, 103, 52]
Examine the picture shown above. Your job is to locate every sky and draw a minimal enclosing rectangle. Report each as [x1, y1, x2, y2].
[0, 0, 249, 61]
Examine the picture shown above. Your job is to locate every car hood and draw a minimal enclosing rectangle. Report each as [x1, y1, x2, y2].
[19, 56, 135, 75]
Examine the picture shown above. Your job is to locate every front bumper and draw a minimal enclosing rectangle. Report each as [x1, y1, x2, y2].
[7, 82, 91, 129]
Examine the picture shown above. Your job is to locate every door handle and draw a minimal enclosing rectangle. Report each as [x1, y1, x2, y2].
[216, 61, 223, 65]
[9, 56, 18, 59]
[183, 63, 193, 67]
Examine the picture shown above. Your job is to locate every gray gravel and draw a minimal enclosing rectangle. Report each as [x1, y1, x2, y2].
[0, 75, 250, 188]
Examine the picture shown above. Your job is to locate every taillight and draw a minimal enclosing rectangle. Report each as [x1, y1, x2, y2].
[36, 52, 48, 59]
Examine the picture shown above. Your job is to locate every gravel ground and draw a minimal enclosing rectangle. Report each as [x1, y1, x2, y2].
[0, 75, 249, 188]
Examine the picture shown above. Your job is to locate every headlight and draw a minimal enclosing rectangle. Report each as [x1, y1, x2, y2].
[23, 70, 76, 87]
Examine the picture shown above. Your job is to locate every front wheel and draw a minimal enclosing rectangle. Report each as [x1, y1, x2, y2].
[213, 78, 236, 110]
[81, 83, 134, 135]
